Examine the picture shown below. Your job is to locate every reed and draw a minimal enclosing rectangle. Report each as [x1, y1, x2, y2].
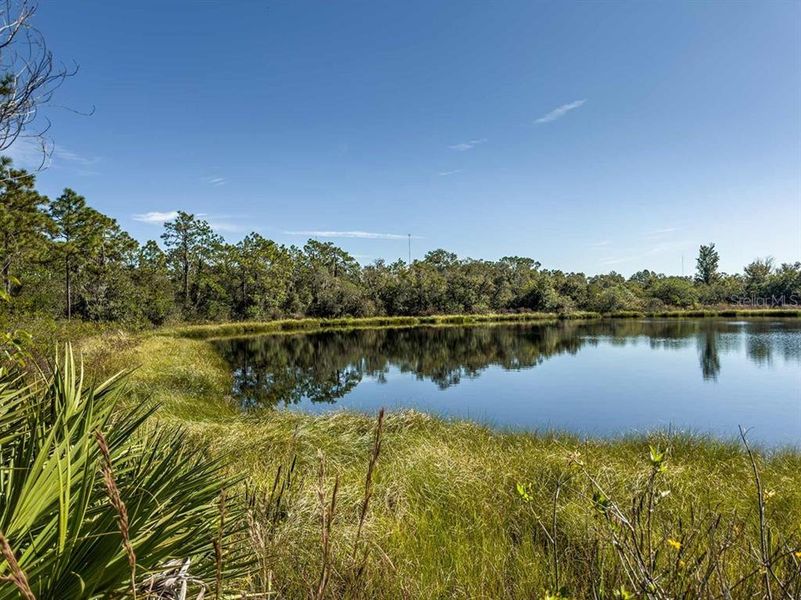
[0, 532, 35, 600]
[315, 451, 340, 600]
[95, 428, 137, 600]
[166, 314, 574, 339]
[349, 408, 385, 588]
[204, 409, 801, 598]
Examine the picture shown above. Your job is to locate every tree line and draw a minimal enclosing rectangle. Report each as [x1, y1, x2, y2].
[1, 159, 799, 325]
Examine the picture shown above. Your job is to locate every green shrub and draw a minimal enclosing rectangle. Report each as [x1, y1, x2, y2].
[0, 348, 247, 599]
[649, 277, 699, 308]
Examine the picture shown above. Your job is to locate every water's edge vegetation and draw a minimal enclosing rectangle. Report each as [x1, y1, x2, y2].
[62, 322, 801, 598]
[166, 307, 801, 340]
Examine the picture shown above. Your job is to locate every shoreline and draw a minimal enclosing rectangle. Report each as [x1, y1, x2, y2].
[101, 327, 801, 453]
[79, 320, 801, 597]
[165, 307, 801, 340]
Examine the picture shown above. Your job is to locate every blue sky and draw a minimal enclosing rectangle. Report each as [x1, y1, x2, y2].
[10, 1, 800, 275]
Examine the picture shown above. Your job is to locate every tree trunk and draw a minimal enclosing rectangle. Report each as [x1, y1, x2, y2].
[241, 267, 247, 315]
[182, 244, 189, 307]
[2, 234, 10, 295]
[65, 255, 72, 320]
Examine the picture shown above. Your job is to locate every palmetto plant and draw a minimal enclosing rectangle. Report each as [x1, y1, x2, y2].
[0, 346, 246, 599]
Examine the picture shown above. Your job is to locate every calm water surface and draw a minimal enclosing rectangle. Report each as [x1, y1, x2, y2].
[214, 319, 801, 446]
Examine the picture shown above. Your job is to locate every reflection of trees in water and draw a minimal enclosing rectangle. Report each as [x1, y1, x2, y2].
[697, 324, 721, 381]
[214, 319, 801, 409]
[718, 321, 801, 368]
[743, 325, 801, 367]
[217, 325, 583, 408]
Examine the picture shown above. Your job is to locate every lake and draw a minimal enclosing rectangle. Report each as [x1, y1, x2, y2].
[213, 318, 801, 446]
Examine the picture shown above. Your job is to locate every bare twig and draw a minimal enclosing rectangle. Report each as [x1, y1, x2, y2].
[141, 558, 209, 599]
[352, 408, 385, 560]
[0, 1, 79, 164]
[315, 451, 339, 600]
[739, 426, 774, 600]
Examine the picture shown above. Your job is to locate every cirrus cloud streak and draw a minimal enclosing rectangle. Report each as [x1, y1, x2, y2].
[284, 230, 421, 240]
[535, 99, 586, 123]
[132, 211, 179, 224]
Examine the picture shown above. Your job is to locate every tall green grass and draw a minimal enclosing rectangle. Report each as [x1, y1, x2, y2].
[88, 333, 801, 599]
[166, 308, 800, 340]
[165, 313, 586, 340]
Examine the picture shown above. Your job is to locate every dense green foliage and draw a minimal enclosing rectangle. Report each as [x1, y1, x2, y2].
[2, 161, 799, 325]
[0, 348, 245, 599]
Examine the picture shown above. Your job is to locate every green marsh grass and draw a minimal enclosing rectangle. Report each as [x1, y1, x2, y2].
[165, 312, 591, 340]
[164, 308, 801, 341]
[82, 329, 801, 599]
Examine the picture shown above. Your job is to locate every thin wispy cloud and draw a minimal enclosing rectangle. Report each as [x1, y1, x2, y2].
[285, 230, 421, 240]
[133, 210, 247, 233]
[534, 99, 586, 124]
[438, 169, 463, 176]
[644, 227, 680, 240]
[600, 239, 691, 267]
[133, 211, 179, 224]
[53, 146, 100, 166]
[448, 138, 487, 151]
[4, 139, 49, 169]
[5, 140, 100, 172]
[208, 220, 245, 233]
[203, 176, 226, 186]
[599, 256, 634, 266]
[590, 240, 611, 248]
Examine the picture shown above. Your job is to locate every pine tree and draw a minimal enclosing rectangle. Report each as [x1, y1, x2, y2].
[0, 157, 53, 296]
[48, 188, 104, 319]
[81, 215, 139, 320]
[134, 240, 174, 324]
[695, 243, 720, 285]
[161, 211, 221, 313]
[231, 233, 292, 318]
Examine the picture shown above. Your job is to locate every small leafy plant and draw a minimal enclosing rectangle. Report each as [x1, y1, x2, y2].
[0, 347, 248, 599]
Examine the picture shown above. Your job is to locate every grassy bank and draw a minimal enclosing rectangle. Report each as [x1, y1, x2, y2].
[164, 312, 598, 339]
[84, 331, 801, 599]
[165, 307, 801, 340]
